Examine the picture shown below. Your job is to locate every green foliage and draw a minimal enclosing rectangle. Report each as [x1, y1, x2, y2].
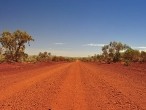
[123, 48, 140, 62]
[24, 55, 38, 63]
[0, 30, 34, 62]
[25, 52, 74, 63]
[102, 41, 130, 63]
[100, 41, 146, 64]
[90, 54, 104, 62]
[37, 52, 52, 62]
[52, 56, 65, 62]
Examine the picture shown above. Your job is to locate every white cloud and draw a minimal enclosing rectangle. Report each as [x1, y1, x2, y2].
[54, 43, 64, 45]
[132, 46, 146, 49]
[83, 43, 106, 47]
[134, 47, 146, 49]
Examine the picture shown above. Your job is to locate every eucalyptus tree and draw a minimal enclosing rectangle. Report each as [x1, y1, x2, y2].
[0, 30, 34, 62]
[102, 41, 130, 62]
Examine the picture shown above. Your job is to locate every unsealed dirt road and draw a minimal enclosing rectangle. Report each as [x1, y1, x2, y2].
[0, 62, 146, 110]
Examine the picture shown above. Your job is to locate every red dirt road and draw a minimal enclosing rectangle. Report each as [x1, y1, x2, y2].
[0, 62, 146, 110]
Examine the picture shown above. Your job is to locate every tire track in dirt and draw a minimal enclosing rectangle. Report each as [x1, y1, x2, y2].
[0, 63, 72, 110]
[51, 62, 88, 110]
[0, 63, 67, 89]
[80, 62, 144, 110]
[82, 62, 146, 110]
[0, 61, 145, 110]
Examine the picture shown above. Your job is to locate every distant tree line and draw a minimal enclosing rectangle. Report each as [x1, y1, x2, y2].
[80, 41, 146, 65]
[25, 52, 75, 63]
[0, 30, 75, 63]
[1, 30, 146, 64]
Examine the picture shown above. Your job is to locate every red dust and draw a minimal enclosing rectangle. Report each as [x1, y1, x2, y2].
[0, 61, 145, 110]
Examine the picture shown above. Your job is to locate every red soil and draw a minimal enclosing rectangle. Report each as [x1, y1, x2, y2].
[0, 61, 145, 110]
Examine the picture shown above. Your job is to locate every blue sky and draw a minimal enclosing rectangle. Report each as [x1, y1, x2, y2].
[0, 0, 146, 57]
